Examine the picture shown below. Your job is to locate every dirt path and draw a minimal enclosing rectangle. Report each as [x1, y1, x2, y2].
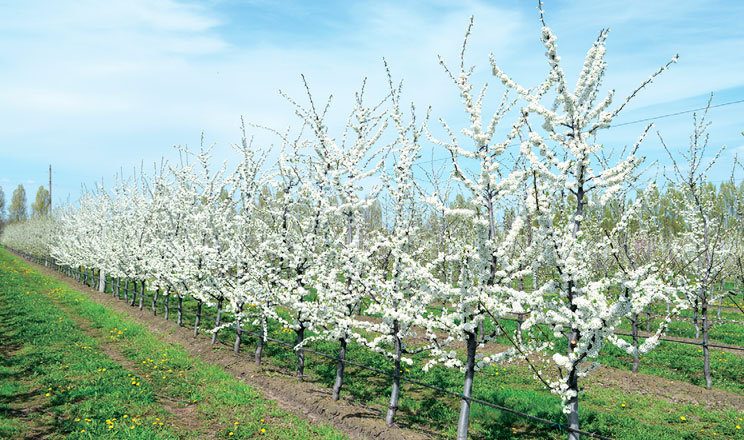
[632, 329, 744, 355]
[21, 256, 744, 436]
[0, 304, 63, 439]
[29, 260, 433, 440]
[48, 295, 211, 438]
[586, 366, 744, 410]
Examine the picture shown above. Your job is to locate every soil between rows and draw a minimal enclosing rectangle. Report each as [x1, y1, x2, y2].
[51, 299, 209, 437]
[26, 260, 433, 440]
[21, 257, 744, 439]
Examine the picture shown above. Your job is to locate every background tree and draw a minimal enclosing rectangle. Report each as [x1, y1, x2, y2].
[661, 100, 733, 390]
[31, 185, 50, 218]
[0, 186, 5, 232]
[9, 184, 27, 223]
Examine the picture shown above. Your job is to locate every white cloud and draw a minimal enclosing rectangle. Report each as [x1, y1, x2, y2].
[1, 0, 743, 201]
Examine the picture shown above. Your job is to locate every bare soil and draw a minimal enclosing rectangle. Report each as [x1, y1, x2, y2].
[22, 257, 744, 440]
[29, 260, 433, 440]
[0, 318, 61, 439]
[54, 299, 211, 438]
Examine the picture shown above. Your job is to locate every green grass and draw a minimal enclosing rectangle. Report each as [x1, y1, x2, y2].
[256, 335, 744, 439]
[0, 249, 347, 440]
[98, 269, 744, 392]
[202, 301, 744, 439]
[7, 250, 744, 439]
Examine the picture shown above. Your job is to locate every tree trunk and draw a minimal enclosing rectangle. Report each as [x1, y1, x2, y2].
[631, 313, 640, 373]
[385, 320, 402, 427]
[645, 306, 651, 332]
[517, 313, 524, 335]
[113, 277, 119, 298]
[130, 280, 137, 307]
[517, 277, 525, 334]
[123, 279, 129, 302]
[152, 289, 159, 316]
[98, 269, 106, 293]
[332, 337, 347, 401]
[296, 327, 305, 380]
[194, 300, 202, 338]
[566, 318, 581, 440]
[211, 299, 223, 345]
[164, 292, 170, 320]
[138, 280, 145, 311]
[177, 295, 183, 327]
[233, 304, 243, 354]
[255, 319, 265, 366]
[567, 365, 580, 440]
[456, 331, 477, 440]
[693, 298, 700, 339]
[702, 302, 712, 389]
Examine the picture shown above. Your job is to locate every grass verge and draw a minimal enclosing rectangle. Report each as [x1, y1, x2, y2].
[0, 249, 347, 440]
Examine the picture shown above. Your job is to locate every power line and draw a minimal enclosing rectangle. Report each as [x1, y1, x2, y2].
[411, 97, 744, 169]
[610, 98, 744, 128]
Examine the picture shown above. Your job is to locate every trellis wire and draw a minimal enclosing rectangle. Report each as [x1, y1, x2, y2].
[19, 250, 744, 355]
[498, 317, 744, 352]
[9, 249, 615, 440]
[14, 250, 744, 437]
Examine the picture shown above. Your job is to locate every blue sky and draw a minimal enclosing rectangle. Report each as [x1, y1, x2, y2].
[1, 0, 743, 208]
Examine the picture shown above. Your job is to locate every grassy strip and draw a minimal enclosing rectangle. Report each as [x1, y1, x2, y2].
[13, 252, 744, 439]
[119, 280, 744, 395]
[239, 322, 744, 440]
[122, 280, 744, 438]
[0, 249, 347, 440]
[93, 266, 744, 385]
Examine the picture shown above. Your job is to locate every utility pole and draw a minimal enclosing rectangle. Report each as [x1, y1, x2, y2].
[49, 164, 52, 215]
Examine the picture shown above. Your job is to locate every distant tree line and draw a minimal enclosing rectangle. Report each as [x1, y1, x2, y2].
[0, 184, 51, 233]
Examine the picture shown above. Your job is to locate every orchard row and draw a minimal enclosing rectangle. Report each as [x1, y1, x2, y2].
[3, 13, 742, 440]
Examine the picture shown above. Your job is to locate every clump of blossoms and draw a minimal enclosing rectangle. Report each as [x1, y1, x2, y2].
[421, 17, 534, 440]
[660, 100, 734, 390]
[488, 5, 681, 438]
